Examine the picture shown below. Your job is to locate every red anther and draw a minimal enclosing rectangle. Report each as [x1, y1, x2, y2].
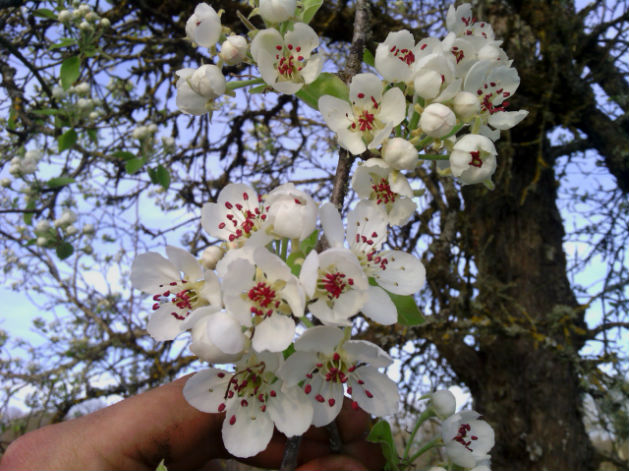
[258, 394, 265, 402]
[304, 384, 312, 394]
[347, 387, 352, 394]
[217, 372, 225, 378]
[241, 399, 248, 407]
[315, 394, 325, 403]
[270, 390, 277, 397]
[365, 390, 373, 398]
[152, 303, 160, 310]
[351, 401, 359, 410]
[333, 352, 340, 361]
[276, 45, 282, 51]
[225, 201, 233, 209]
[357, 92, 365, 99]
[242, 192, 249, 201]
[328, 398, 336, 407]
[229, 415, 236, 425]
[218, 403, 226, 412]
[261, 405, 266, 412]
[358, 380, 364, 385]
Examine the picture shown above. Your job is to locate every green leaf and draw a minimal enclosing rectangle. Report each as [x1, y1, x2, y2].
[47, 177, 75, 188]
[49, 38, 78, 50]
[363, 48, 375, 67]
[86, 128, 98, 144]
[148, 165, 170, 190]
[390, 292, 424, 326]
[33, 8, 56, 20]
[300, 0, 323, 24]
[60, 56, 80, 90]
[31, 109, 62, 116]
[23, 200, 36, 226]
[155, 459, 168, 471]
[282, 343, 295, 360]
[295, 72, 349, 110]
[286, 251, 304, 277]
[366, 420, 399, 471]
[111, 151, 135, 161]
[299, 229, 319, 256]
[57, 129, 77, 152]
[56, 242, 74, 260]
[248, 84, 267, 94]
[125, 158, 145, 174]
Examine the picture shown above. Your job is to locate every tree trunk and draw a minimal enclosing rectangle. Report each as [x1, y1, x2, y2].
[450, 123, 597, 468]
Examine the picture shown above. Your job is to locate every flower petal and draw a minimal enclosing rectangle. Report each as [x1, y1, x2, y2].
[319, 202, 345, 248]
[222, 402, 274, 458]
[183, 368, 233, 413]
[295, 325, 344, 354]
[166, 245, 202, 281]
[350, 365, 399, 417]
[268, 386, 313, 436]
[375, 250, 426, 295]
[252, 314, 295, 352]
[131, 252, 179, 292]
[361, 284, 397, 325]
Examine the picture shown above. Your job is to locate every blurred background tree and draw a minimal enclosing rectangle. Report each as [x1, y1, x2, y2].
[0, 0, 627, 469]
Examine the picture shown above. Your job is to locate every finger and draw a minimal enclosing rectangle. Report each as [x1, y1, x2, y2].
[297, 454, 368, 471]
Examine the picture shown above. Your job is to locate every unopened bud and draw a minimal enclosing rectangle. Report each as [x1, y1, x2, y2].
[382, 137, 418, 171]
[419, 103, 456, 138]
[431, 390, 456, 418]
[453, 91, 480, 120]
[200, 246, 224, 270]
[219, 35, 248, 66]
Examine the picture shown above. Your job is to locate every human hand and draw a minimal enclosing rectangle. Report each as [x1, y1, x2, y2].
[0, 374, 384, 470]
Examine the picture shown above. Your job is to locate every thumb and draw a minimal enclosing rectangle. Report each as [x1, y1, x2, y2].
[297, 454, 367, 471]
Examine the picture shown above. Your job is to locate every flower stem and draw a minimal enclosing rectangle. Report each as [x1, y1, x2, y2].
[402, 408, 436, 462]
[225, 77, 265, 91]
[406, 436, 443, 465]
[418, 154, 449, 161]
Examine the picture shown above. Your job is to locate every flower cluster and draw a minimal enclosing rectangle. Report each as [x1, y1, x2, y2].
[131, 180, 425, 457]
[136, 1, 512, 463]
[319, 3, 528, 189]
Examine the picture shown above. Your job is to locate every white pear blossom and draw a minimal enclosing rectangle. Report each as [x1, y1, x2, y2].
[259, 0, 296, 23]
[219, 35, 248, 66]
[130, 246, 221, 341]
[463, 61, 528, 137]
[278, 326, 399, 426]
[264, 183, 317, 240]
[201, 183, 271, 248]
[222, 247, 304, 352]
[300, 247, 368, 326]
[449, 134, 497, 188]
[185, 3, 221, 48]
[54, 209, 77, 228]
[382, 137, 418, 171]
[412, 52, 459, 102]
[189, 64, 226, 99]
[351, 158, 416, 225]
[419, 102, 456, 138]
[320, 201, 425, 325]
[184, 351, 313, 458]
[375, 29, 418, 83]
[319, 73, 406, 155]
[446, 3, 495, 41]
[442, 410, 495, 468]
[251, 23, 323, 94]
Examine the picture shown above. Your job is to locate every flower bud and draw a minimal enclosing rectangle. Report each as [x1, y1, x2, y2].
[55, 209, 77, 228]
[0, 178, 11, 188]
[219, 35, 248, 66]
[85, 11, 99, 22]
[82, 223, 95, 234]
[259, 0, 296, 23]
[265, 183, 317, 241]
[77, 98, 93, 111]
[100, 17, 110, 28]
[419, 103, 456, 138]
[57, 10, 72, 22]
[200, 246, 224, 270]
[431, 390, 456, 418]
[65, 224, 79, 235]
[36, 237, 48, 247]
[382, 137, 418, 170]
[189, 64, 226, 99]
[185, 3, 221, 48]
[453, 91, 480, 120]
[52, 85, 66, 99]
[414, 69, 442, 100]
[79, 20, 92, 32]
[74, 82, 90, 95]
[35, 220, 51, 234]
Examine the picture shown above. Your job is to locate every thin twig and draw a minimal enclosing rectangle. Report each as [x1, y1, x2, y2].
[279, 435, 302, 471]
